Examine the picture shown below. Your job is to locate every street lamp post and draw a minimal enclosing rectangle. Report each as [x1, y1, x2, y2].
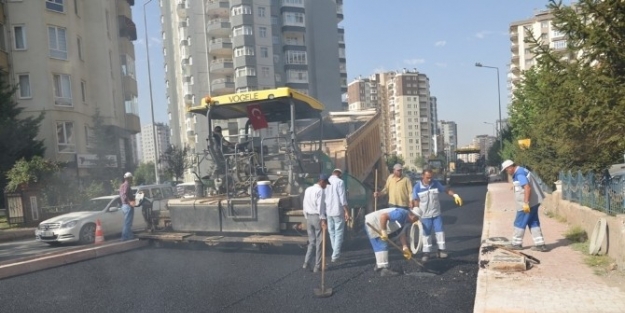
[475, 62, 503, 151]
[143, 0, 159, 184]
[483, 121, 495, 137]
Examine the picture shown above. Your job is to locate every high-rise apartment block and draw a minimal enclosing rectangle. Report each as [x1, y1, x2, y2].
[438, 120, 458, 161]
[140, 123, 171, 165]
[509, 9, 571, 97]
[472, 134, 496, 160]
[5, 0, 140, 174]
[347, 69, 435, 168]
[161, 0, 346, 161]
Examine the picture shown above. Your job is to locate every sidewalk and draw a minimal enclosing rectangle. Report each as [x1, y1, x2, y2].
[0, 228, 36, 243]
[474, 183, 625, 313]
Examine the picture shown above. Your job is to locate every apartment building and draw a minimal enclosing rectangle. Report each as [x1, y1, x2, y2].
[472, 134, 496, 160]
[509, 9, 572, 97]
[140, 123, 171, 164]
[348, 69, 435, 168]
[438, 120, 458, 162]
[161, 0, 346, 168]
[5, 0, 140, 175]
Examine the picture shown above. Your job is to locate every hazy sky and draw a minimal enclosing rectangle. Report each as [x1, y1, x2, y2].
[132, 0, 556, 147]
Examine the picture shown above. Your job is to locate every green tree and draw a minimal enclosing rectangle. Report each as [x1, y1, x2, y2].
[508, 0, 625, 182]
[385, 154, 405, 172]
[412, 155, 427, 169]
[134, 162, 156, 185]
[0, 78, 45, 203]
[5, 156, 59, 192]
[160, 145, 190, 181]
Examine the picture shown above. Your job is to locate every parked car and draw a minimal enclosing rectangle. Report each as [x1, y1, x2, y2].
[35, 195, 149, 245]
[132, 184, 175, 212]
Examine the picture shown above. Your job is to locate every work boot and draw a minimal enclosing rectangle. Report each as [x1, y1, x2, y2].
[437, 250, 448, 259]
[373, 265, 382, 272]
[531, 245, 549, 252]
[421, 253, 430, 263]
[380, 268, 400, 277]
[508, 244, 523, 250]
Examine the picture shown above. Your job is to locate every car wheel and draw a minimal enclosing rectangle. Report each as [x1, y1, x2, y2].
[79, 223, 96, 245]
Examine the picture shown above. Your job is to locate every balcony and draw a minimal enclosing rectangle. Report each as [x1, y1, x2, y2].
[205, 0, 229, 16]
[207, 18, 231, 37]
[177, 0, 188, 18]
[209, 58, 234, 75]
[122, 76, 138, 96]
[180, 45, 190, 58]
[510, 30, 518, 41]
[125, 113, 140, 134]
[125, 0, 135, 5]
[281, 0, 304, 8]
[337, 4, 343, 20]
[118, 16, 137, 41]
[208, 38, 232, 56]
[117, 0, 132, 18]
[211, 78, 235, 94]
[510, 42, 518, 53]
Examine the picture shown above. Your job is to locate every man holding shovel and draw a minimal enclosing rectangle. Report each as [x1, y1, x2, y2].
[364, 208, 420, 276]
[302, 174, 330, 272]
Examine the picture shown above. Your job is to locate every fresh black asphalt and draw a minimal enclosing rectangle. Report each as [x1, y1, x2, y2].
[0, 185, 486, 313]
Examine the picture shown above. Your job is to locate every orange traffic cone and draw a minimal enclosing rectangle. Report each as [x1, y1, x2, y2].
[95, 219, 104, 244]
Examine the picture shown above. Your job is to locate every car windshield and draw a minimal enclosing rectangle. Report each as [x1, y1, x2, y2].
[76, 198, 112, 212]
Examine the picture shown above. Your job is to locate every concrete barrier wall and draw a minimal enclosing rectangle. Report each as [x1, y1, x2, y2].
[542, 191, 625, 269]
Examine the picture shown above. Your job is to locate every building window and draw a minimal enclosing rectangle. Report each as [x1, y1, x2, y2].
[285, 50, 307, 64]
[77, 37, 83, 60]
[121, 55, 136, 78]
[552, 40, 566, 50]
[259, 26, 267, 38]
[275, 73, 281, 82]
[271, 16, 278, 25]
[80, 80, 87, 102]
[18, 74, 31, 99]
[272, 35, 280, 44]
[46, 0, 64, 13]
[287, 70, 308, 83]
[84, 124, 90, 147]
[48, 26, 68, 60]
[56, 121, 75, 153]
[231, 5, 252, 16]
[73, 0, 78, 15]
[13, 26, 26, 50]
[235, 67, 256, 77]
[105, 10, 110, 38]
[273, 54, 280, 63]
[261, 67, 270, 77]
[53, 74, 72, 106]
[283, 12, 304, 26]
[0, 24, 5, 51]
[233, 25, 253, 36]
[234, 46, 254, 57]
[260, 46, 268, 58]
[541, 21, 549, 28]
[258, 6, 266, 17]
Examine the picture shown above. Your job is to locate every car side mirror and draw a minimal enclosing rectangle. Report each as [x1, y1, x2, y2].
[109, 207, 120, 213]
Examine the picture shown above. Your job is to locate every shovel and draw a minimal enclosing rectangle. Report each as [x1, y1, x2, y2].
[366, 222, 435, 273]
[313, 225, 333, 298]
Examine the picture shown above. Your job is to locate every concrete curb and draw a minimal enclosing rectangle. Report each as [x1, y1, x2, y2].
[0, 229, 36, 243]
[473, 189, 491, 313]
[0, 239, 148, 280]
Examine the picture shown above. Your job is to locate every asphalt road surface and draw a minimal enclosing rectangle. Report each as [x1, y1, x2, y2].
[0, 238, 75, 263]
[0, 185, 486, 313]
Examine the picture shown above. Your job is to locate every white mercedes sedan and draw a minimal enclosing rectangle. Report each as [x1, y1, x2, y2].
[35, 195, 148, 245]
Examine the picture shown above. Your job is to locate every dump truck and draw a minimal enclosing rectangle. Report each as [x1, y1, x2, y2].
[138, 88, 384, 247]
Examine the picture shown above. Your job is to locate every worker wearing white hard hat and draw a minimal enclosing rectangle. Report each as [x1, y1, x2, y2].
[119, 172, 136, 241]
[501, 160, 548, 252]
